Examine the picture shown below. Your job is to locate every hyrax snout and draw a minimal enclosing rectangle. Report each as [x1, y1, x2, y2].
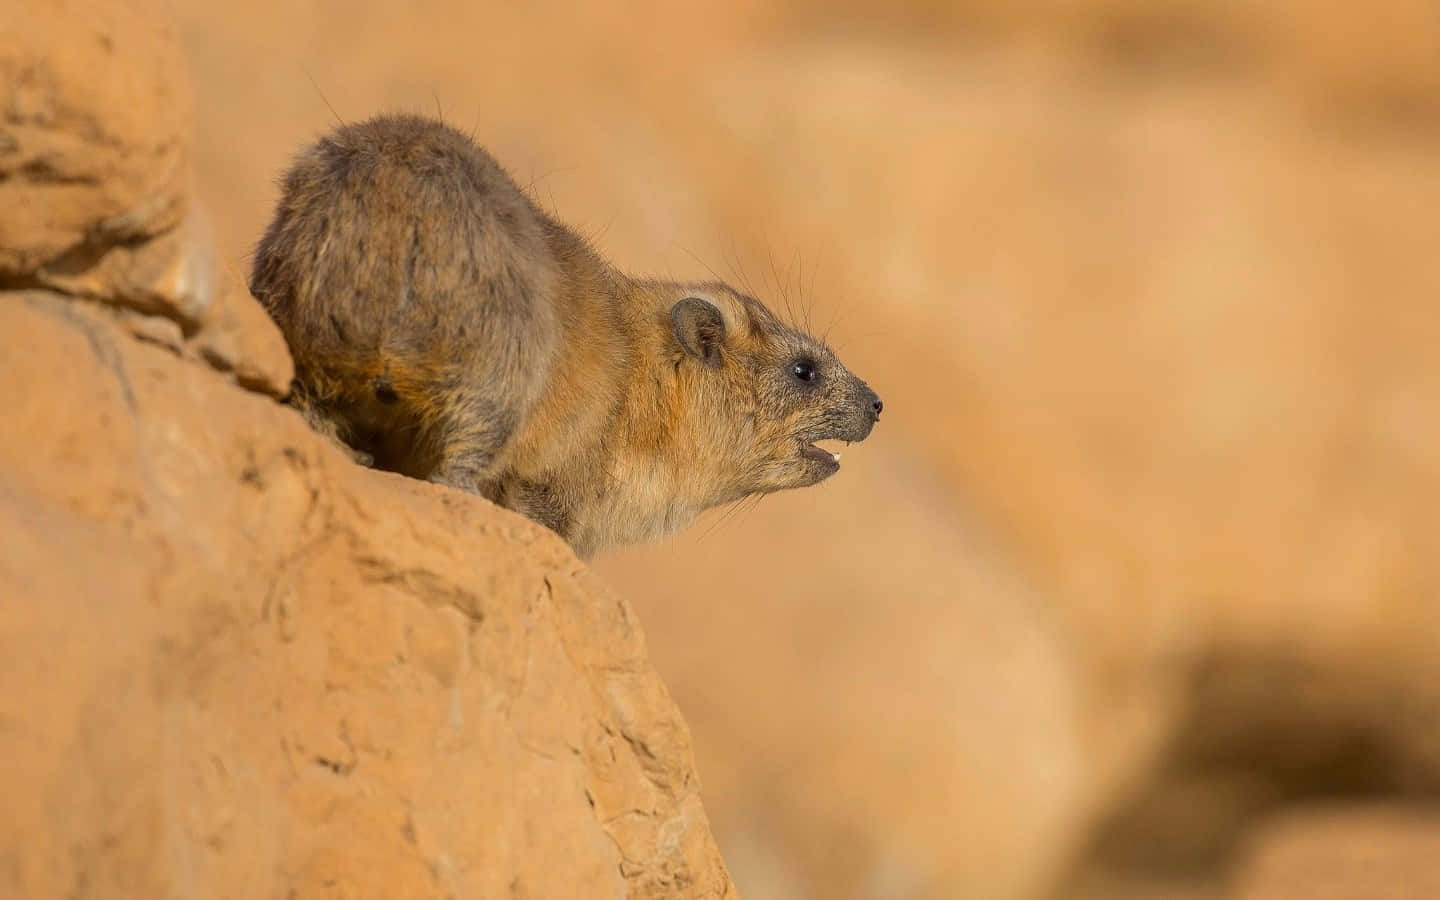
[250, 113, 882, 557]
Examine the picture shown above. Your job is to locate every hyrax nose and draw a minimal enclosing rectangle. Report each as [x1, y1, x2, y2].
[867, 389, 883, 421]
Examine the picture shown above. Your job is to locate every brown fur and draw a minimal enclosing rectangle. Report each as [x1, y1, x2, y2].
[251, 113, 881, 557]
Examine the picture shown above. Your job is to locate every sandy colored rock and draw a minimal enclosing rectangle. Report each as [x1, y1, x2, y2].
[190, 251, 296, 398]
[1227, 806, 1440, 900]
[0, 291, 733, 898]
[0, 0, 190, 260]
[3, 6, 733, 896]
[2, 0, 290, 396]
[1, 0, 211, 325]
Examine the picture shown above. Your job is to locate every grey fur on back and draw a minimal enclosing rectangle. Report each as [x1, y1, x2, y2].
[250, 114, 562, 485]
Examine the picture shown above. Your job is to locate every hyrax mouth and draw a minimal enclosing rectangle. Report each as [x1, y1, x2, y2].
[799, 439, 844, 469]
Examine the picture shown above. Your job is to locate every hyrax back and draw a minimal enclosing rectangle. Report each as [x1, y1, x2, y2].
[251, 113, 883, 557]
[250, 114, 561, 488]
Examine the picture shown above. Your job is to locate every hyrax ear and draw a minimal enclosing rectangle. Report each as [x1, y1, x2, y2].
[671, 297, 727, 368]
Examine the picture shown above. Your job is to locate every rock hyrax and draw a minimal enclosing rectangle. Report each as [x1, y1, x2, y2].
[250, 113, 882, 557]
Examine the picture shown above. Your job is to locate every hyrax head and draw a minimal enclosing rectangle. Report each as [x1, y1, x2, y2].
[663, 283, 882, 501]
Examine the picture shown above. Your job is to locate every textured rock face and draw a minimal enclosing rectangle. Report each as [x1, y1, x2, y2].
[2, 0, 192, 303]
[0, 295, 732, 899]
[1, 0, 293, 397]
[0, 4, 733, 898]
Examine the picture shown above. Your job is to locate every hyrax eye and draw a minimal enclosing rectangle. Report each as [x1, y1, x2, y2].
[790, 360, 817, 383]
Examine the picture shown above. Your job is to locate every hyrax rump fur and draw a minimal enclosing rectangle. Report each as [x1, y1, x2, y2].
[250, 113, 882, 557]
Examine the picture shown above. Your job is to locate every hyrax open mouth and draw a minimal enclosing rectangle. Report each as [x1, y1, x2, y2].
[800, 440, 844, 467]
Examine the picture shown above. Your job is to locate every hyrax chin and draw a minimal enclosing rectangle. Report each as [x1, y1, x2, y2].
[250, 113, 882, 558]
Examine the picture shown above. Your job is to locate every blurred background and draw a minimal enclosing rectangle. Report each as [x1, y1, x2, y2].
[172, 1, 1440, 896]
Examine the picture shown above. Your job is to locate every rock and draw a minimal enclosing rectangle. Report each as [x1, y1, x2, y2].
[0, 0, 193, 287]
[0, 1, 733, 896]
[191, 252, 296, 398]
[0, 291, 734, 899]
[1, 0, 291, 394]
[1228, 806, 1440, 900]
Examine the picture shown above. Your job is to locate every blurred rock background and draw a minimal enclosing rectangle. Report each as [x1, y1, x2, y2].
[170, 1, 1440, 896]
